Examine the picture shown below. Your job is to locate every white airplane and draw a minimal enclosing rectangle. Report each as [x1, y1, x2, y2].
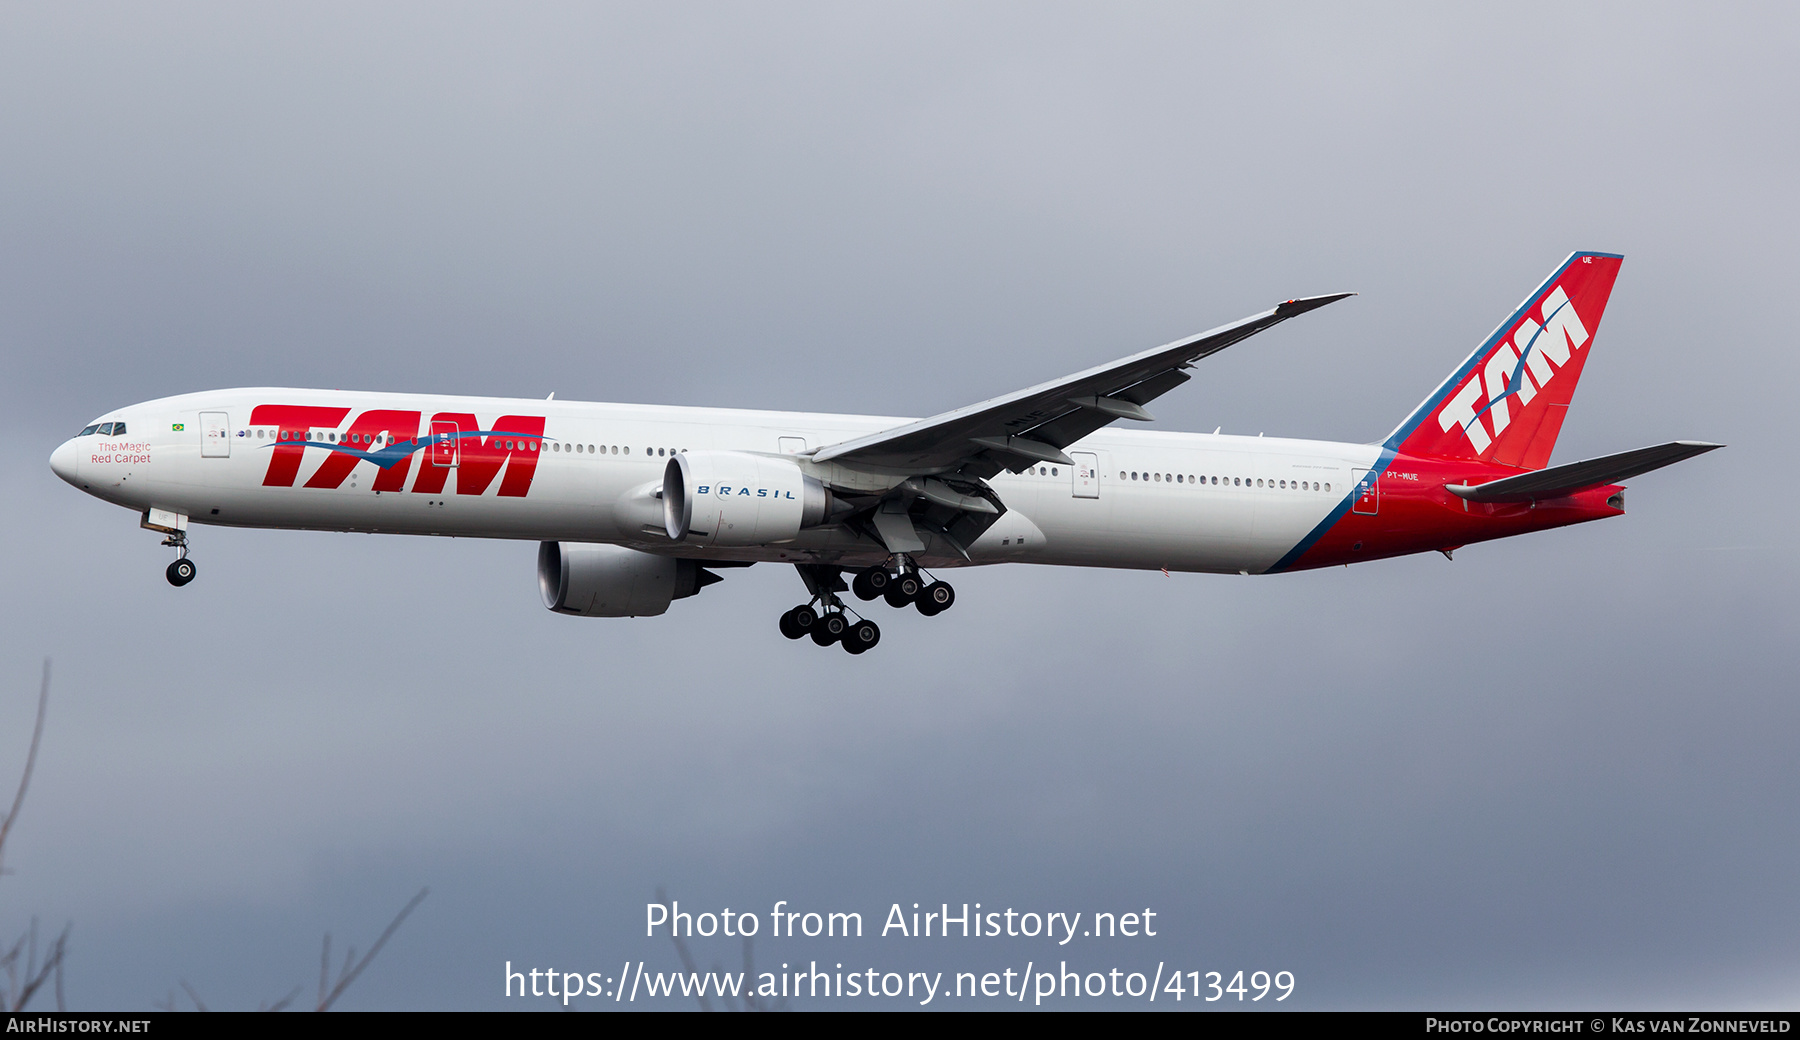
[50, 252, 1717, 652]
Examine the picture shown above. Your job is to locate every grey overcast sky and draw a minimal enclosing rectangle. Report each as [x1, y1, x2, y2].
[2, 2, 1796, 1010]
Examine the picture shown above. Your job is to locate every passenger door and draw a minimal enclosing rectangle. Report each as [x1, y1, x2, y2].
[200, 411, 230, 458]
[430, 419, 461, 468]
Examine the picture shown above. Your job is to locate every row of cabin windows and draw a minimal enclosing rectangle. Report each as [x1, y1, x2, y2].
[237, 428, 686, 458]
[105, 422, 1332, 492]
[1122, 470, 1329, 492]
[1020, 464, 1330, 493]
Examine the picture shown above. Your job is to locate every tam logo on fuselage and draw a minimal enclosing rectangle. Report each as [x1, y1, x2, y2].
[248, 405, 546, 497]
[1435, 286, 1590, 454]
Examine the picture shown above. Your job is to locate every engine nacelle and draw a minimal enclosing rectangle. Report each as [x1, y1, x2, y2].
[537, 541, 716, 617]
[662, 451, 831, 546]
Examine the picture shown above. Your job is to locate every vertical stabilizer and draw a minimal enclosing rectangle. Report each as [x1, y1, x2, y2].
[1385, 252, 1622, 469]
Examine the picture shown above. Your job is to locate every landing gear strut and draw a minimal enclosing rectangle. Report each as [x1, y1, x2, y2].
[162, 530, 196, 587]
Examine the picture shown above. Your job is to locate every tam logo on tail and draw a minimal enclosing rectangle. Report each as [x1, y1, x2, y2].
[1438, 284, 1590, 453]
[1388, 252, 1622, 471]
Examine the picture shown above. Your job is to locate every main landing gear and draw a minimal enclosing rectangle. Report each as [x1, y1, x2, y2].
[851, 558, 955, 617]
[780, 558, 955, 653]
[781, 563, 881, 654]
[163, 530, 196, 587]
[779, 603, 881, 654]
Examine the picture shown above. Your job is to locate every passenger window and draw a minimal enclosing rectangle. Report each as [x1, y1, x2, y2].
[1119, 471, 1126, 480]
[1324, 483, 1331, 492]
[1051, 467, 1058, 476]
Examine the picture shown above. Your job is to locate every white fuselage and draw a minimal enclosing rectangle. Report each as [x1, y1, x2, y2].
[52, 388, 1382, 575]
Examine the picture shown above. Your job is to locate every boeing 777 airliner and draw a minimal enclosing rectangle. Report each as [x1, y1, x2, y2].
[50, 252, 1718, 652]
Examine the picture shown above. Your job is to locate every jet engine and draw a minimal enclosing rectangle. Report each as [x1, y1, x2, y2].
[662, 452, 833, 546]
[537, 541, 721, 617]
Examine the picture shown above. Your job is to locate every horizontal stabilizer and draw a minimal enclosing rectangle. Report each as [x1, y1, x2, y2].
[1446, 441, 1722, 503]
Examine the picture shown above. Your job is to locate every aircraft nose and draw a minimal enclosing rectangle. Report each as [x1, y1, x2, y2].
[49, 438, 80, 485]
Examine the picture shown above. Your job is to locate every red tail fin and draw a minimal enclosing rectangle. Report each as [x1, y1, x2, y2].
[1386, 252, 1622, 470]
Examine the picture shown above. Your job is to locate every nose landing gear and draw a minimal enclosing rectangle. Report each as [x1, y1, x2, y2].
[162, 530, 196, 587]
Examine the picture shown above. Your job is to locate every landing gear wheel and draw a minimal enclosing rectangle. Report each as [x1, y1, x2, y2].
[896, 573, 923, 600]
[782, 604, 819, 640]
[166, 558, 196, 587]
[852, 569, 888, 601]
[842, 617, 881, 654]
[915, 581, 954, 616]
[811, 612, 848, 646]
[883, 578, 917, 609]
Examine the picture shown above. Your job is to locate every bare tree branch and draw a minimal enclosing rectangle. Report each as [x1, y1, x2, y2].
[657, 887, 714, 1012]
[179, 979, 210, 1013]
[12, 923, 67, 1013]
[1, 663, 72, 1013]
[0, 660, 51, 875]
[317, 933, 330, 1011]
[315, 886, 428, 1011]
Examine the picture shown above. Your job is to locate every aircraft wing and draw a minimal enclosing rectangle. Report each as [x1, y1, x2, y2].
[1446, 441, 1723, 503]
[810, 293, 1354, 477]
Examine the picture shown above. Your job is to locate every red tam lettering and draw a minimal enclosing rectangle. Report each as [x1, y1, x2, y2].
[302, 409, 423, 490]
[408, 413, 546, 497]
[250, 405, 352, 487]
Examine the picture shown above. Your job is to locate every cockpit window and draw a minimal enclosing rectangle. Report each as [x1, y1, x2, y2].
[110, 422, 126, 435]
[79, 424, 99, 437]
